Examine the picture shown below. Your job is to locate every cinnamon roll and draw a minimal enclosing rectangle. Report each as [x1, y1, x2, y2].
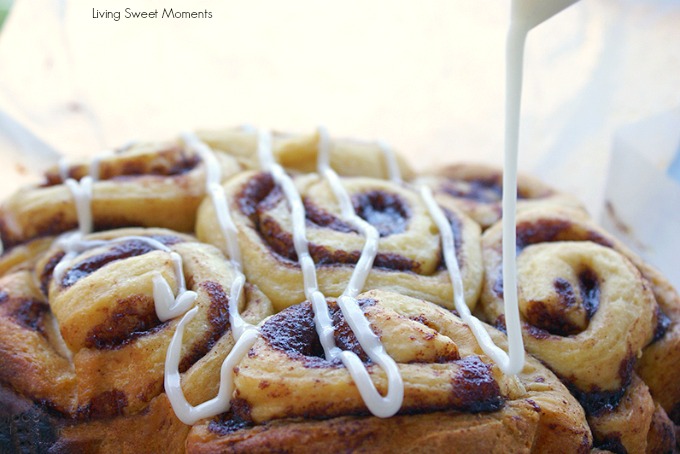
[1, 127, 679, 453]
[196, 127, 415, 180]
[187, 290, 591, 453]
[0, 140, 241, 250]
[414, 163, 583, 229]
[478, 206, 678, 452]
[196, 170, 483, 312]
[0, 227, 273, 451]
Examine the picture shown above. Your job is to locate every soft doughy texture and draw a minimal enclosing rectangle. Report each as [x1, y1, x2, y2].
[188, 290, 592, 453]
[1, 129, 679, 453]
[478, 206, 678, 452]
[196, 127, 415, 180]
[0, 228, 274, 451]
[0, 141, 241, 249]
[414, 162, 584, 229]
[196, 171, 483, 312]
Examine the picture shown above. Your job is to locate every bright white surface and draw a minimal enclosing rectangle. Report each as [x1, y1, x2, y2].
[0, 0, 678, 232]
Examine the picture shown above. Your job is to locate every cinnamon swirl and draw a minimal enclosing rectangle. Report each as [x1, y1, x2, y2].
[187, 290, 591, 453]
[0, 228, 273, 451]
[1, 127, 678, 453]
[196, 170, 483, 312]
[0, 140, 241, 250]
[414, 163, 583, 229]
[479, 206, 678, 452]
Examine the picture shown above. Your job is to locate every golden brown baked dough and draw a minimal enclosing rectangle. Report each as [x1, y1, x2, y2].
[478, 206, 678, 453]
[0, 227, 273, 451]
[414, 162, 584, 228]
[187, 290, 591, 453]
[196, 170, 482, 312]
[0, 128, 678, 453]
[196, 127, 415, 180]
[0, 141, 241, 249]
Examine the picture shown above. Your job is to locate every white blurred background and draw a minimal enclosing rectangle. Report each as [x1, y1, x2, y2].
[0, 0, 679, 283]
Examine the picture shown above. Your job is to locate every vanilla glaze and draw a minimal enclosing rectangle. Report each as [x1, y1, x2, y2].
[499, 0, 581, 374]
[45, 0, 585, 421]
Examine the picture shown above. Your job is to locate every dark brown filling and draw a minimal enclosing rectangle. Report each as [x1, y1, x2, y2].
[43, 147, 200, 187]
[448, 356, 504, 413]
[523, 268, 600, 337]
[304, 199, 356, 234]
[77, 389, 128, 420]
[61, 240, 156, 288]
[440, 175, 539, 204]
[177, 280, 232, 373]
[594, 435, 626, 454]
[10, 299, 50, 338]
[352, 190, 410, 237]
[237, 172, 277, 220]
[0, 291, 50, 338]
[652, 306, 671, 343]
[260, 299, 376, 367]
[59, 235, 183, 289]
[670, 401, 680, 426]
[442, 177, 504, 203]
[238, 173, 422, 273]
[84, 295, 165, 350]
[563, 354, 634, 416]
[208, 411, 253, 435]
[516, 219, 613, 252]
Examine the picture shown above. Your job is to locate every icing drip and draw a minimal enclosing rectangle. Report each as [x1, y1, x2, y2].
[419, 186, 524, 373]
[491, 0, 581, 374]
[377, 140, 402, 184]
[259, 129, 404, 416]
[257, 130, 338, 359]
[163, 132, 257, 425]
[58, 157, 70, 183]
[64, 177, 94, 236]
[317, 126, 404, 417]
[53, 234, 197, 321]
[59, 150, 114, 183]
[164, 306, 260, 423]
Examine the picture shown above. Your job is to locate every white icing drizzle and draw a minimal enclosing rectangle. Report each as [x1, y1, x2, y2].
[58, 157, 70, 183]
[492, 0, 581, 375]
[64, 177, 94, 236]
[52, 234, 197, 322]
[257, 130, 339, 360]
[89, 150, 114, 181]
[163, 132, 258, 425]
[419, 186, 524, 373]
[316, 126, 404, 417]
[59, 149, 114, 183]
[259, 129, 405, 416]
[377, 140, 402, 184]
[164, 306, 260, 423]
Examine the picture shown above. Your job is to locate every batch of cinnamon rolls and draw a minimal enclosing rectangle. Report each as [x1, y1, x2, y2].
[0, 127, 678, 453]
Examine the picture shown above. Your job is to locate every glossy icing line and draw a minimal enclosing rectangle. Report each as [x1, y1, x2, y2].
[257, 129, 338, 359]
[377, 140, 402, 184]
[164, 132, 258, 425]
[52, 234, 197, 322]
[64, 177, 94, 236]
[317, 126, 403, 417]
[419, 186, 523, 373]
